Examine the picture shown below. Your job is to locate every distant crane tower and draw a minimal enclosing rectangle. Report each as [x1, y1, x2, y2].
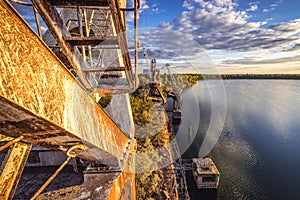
[146, 58, 165, 104]
[161, 64, 182, 125]
[142, 44, 150, 77]
[150, 59, 160, 83]
[161, 63, 176, 85]
[161, 63, 182, 99]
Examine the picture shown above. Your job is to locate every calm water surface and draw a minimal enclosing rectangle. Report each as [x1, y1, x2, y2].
[180, 80, 300, 200]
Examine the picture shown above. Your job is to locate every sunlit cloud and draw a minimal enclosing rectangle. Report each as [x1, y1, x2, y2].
[139, 0, 300, 73]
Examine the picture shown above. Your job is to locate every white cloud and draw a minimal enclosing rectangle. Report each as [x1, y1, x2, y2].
[136, 0, 300, 73]
[270, 3, 278, 7]
[127, 0, 150, 22]
[246, 5, 258, 12]
[222, 54, 300, 65]
[183, 0, 195, 10]
[262, 7, 275, 13]
[151, 8, 159, 13]
[141, 4, 149, 10]
[159, 0, 300, 53]
[127, 0, 165, 22]
[262, 1, 282, 13]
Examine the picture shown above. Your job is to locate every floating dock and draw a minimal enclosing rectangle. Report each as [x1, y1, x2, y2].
[192, 158, 220, 189]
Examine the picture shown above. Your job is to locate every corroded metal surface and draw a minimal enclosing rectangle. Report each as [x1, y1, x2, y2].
[74, 140, 136, 200]
[49, 0, 110, 7]
[118, 0, 127, 26]
[0, 1, 129, 165]
[109, 0, 135, 89]
[0, 142, 32, 199]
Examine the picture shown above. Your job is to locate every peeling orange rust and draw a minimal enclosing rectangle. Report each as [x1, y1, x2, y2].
[0, 1, 129, 165]
[0, 142, 32, 199]
[108, 139, 136, 200]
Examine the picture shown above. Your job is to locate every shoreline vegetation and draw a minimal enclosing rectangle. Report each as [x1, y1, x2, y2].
[131, 75, 184, 200]
[136, 73, 300, 94]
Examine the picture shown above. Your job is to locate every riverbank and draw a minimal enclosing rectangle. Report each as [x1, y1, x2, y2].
[134, 104, 178, 200]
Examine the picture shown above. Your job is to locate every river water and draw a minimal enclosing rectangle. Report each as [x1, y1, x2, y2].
[179, 80, 300, 200]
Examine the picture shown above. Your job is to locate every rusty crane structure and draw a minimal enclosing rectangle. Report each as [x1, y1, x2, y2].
[0, 0, 139, 199]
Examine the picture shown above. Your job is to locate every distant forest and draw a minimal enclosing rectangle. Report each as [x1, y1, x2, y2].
[219, 74, 300, 79]
[138, 73, 300, 88]
[181, 73, 300, 80]
[149, 73, 300, 82]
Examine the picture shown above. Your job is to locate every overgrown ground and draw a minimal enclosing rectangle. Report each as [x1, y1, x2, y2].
[130, 92, 178, 199]
[135, 119, 178, 200]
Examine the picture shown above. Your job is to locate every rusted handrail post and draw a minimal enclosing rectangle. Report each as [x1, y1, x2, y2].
[134, 0, 139, 88]
[120, 0, 140, 88]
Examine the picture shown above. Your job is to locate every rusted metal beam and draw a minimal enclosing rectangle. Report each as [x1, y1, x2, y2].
[64, 36, 119, 46]
[0, 1, 130, 166]
[31, 0, 92, 90]
[49, 0, 109, 7]
[33, 6, 42, 38]
[0, 142, 32, 200]
[0, 97, 118, 164]
[9, 0, 32, 6]
[108, 0, 135, 89]
[82, 67, 125, 72]
[120, 0, 140, 11]
[83, 8, 94, 67]
[134, 0, 139, 87]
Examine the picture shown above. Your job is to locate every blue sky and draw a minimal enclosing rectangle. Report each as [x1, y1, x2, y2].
[12, 0, 300, 74]
[126, 0, 300, 74]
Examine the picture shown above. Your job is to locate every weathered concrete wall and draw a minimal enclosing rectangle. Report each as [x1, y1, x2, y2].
[105, 93, 135, 138]
[0, 1, 129, 165]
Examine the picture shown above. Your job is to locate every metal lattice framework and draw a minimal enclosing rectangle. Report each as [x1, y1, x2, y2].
[31, 0, 139, 95]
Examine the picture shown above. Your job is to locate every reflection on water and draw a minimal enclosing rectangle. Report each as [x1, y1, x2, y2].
[181, 80, 300, 200]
